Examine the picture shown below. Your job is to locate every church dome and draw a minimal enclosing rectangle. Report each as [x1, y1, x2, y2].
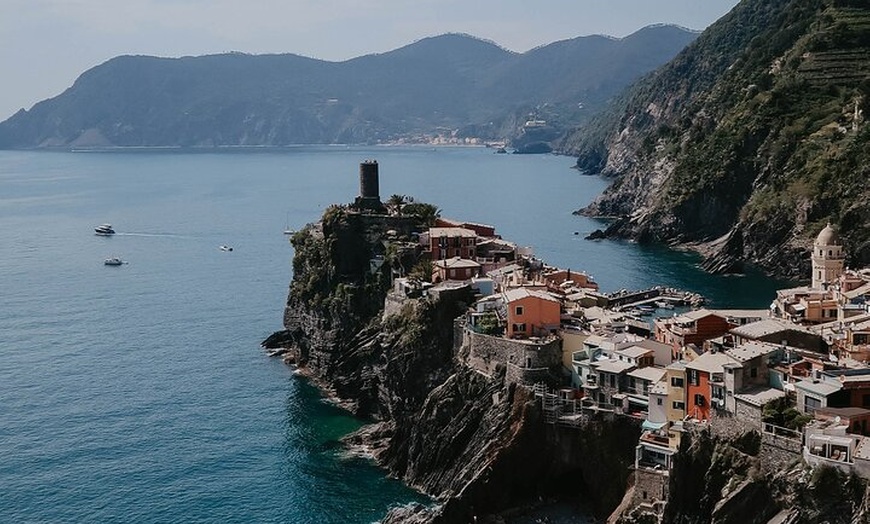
[815, 223, 840, 246]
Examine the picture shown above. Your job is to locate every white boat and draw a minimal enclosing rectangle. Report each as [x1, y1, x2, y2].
[219, 245, 234, 252]
[104, 257, 124, 266]
[655, 300, 674, 309]
[95, 224, 115, 236]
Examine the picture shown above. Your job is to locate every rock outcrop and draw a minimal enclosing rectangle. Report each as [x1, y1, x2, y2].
[267, 204, 643, 522]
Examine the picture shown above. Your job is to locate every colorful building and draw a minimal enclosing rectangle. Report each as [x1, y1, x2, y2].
[654, 309, 735, 359]
[503, 287, 561, 339]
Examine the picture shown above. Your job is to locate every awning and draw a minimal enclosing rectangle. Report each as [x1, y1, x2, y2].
[642, 420, 666, 431]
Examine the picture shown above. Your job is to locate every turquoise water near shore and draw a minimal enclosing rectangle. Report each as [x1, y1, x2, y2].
[0, 147, 786, 523]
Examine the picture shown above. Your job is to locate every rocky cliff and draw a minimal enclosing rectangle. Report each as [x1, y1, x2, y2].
[625, 427, 870, 524]
[265, 204, 643, 523]
[560, 0, 870, 279]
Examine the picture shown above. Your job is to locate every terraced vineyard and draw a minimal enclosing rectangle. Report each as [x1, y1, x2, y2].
[799, 7, 870, 85]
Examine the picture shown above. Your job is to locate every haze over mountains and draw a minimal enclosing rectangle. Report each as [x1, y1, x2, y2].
[0, 25, 697, 149]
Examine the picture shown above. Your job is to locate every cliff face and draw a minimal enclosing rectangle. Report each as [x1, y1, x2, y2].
[270, 205, 642, 523]
[560, 0, 870, 279]
[615, 426, 870, 524]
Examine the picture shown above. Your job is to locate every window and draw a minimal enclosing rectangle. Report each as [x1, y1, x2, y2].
[805, 396, 821, 412]
[688, 369, 699, 386]
[694, 394, 705, 407]
[863, 394, 870, 408]
[750, 367, 758, 378]
[671, 377, 684, 388]
[609, 374, 616, 388]
[656, 398, 663, 406]
[512, 323, 526, 333]
[672, 401, 685, 410]
[515, 306, 524, 316]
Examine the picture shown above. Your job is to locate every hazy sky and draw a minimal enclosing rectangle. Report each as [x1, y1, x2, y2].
[0, 0, 739, 120]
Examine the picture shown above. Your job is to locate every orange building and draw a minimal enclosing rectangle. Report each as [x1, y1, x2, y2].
[684, 351, 736, 421]
[503, 288, 561, 339]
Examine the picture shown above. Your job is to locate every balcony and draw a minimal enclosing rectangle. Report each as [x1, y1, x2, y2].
[639, 431, 671, 448]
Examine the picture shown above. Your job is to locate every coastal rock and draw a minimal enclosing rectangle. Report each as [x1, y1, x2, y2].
[269, 206, 645, 523]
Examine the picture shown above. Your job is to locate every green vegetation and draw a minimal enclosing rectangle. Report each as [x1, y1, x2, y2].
[563, 0, 870, 275]
[402, 202, 441, 227]
[762, 396, 812, 430]
[0, 27, 698, 149]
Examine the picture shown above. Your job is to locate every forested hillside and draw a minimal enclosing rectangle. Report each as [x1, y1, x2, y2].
[561, 0, 870, 279]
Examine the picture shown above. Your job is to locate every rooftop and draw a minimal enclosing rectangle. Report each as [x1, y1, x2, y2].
[592, 359, 636, 375]
[628, 366, 667, 384]
[487, 264, 522, 278]
[685, 351, 738, 374]
[726, 341, 781, 363]
[734, 386, 786, 407]
[795, 378, 843, 397]
[815, 406, 870, 419]
[731, 318, 811, 339]
[429, 227, 477, 238]
[710, 309, 770, 320]
[616, 346, 654, 360]
[503, 287, 561, 304]
[434, 257, 481, 270]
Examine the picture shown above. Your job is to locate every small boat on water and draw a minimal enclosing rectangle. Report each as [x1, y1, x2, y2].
[655, 300, 675, 309]
[104, 257, 125, 266]
[95, 224, 115, 236]
[219, 245, 234, 252]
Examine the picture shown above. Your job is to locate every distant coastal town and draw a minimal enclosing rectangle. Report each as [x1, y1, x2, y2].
[274, 160, 870, 522]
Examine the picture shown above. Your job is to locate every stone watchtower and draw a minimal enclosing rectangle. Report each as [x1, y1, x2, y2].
[353, 160, 386, 212]
[812, 223, 845, 289]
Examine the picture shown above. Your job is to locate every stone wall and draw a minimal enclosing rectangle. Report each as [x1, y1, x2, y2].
[463, 329, 562, 385]
[632, 467, 669, 510]
[383, 291, 407, 319]
[760, 430, 802, 472]
[734, 398, 763, 425]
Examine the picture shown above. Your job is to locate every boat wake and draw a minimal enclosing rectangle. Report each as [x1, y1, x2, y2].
[115, 232, 189, 239]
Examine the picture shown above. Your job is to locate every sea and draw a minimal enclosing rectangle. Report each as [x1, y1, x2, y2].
[0, 146, 788, 523]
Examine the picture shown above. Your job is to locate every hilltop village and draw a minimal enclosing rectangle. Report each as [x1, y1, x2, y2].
[273, 161, 870, 523]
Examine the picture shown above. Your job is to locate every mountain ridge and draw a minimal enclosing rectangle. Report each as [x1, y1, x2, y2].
[0, 25, 697, 149]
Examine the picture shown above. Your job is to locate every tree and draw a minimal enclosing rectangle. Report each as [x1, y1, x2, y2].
[386, 194, 407, 216]
[403, 202, 441, 226]
[408, 260, 433, 283]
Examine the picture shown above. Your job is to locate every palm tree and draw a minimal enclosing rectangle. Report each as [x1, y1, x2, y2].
[404, 202, 441, 226]
[386, 194, 407, 216]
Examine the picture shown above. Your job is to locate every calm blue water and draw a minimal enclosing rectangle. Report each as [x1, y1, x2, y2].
[0, 147, 784, 523]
